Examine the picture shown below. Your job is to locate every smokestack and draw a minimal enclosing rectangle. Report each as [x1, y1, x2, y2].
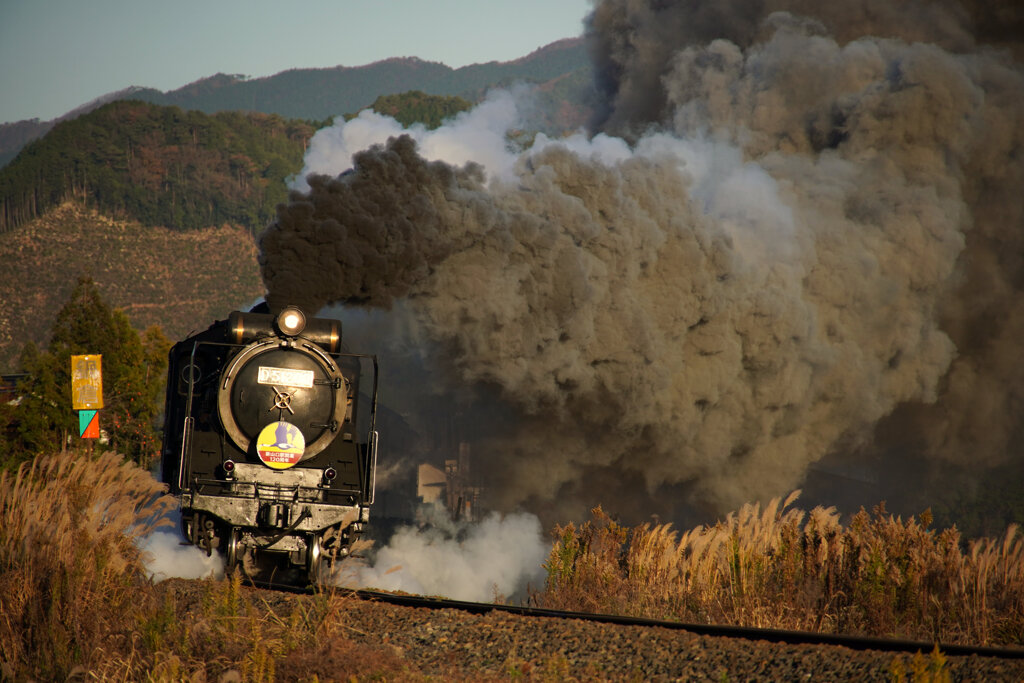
[260, 0, 1024, 523]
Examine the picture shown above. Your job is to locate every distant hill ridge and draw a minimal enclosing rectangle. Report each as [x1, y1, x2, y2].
[0, 38, 594, 370]
[0, 102, 318, 235]
[0, 38, 590, 168]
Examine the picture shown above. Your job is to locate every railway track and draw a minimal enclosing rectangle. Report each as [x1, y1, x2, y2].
[248, 577, 1024, 661]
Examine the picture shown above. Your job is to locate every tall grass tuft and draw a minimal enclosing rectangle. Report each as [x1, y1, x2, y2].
[0, 450, 415, 679]
[538, 492, 1024, 646]
[0, 449, 173, 679]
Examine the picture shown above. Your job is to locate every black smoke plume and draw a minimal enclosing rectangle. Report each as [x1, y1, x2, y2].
[260, 0, 1024, 524]
[260, 136, 487, 312]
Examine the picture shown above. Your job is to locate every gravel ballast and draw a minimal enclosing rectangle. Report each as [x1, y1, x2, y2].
[336, 598, 1024, 681]
[172, 581, 1024, 681]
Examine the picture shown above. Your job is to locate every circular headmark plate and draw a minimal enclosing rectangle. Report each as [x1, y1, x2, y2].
[256, 421, 306, 470]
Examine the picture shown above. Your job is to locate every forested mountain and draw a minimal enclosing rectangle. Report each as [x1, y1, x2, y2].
[0, 89, 478, 236]
[0, 202, 264, 371]
[0, 102, 317, 235]
[0, 38, 591, 169]
[0, 90, 477, 369]
[368, 91, 474, 129]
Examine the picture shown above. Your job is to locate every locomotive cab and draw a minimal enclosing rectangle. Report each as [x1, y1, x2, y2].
[161, 305, 379, 583]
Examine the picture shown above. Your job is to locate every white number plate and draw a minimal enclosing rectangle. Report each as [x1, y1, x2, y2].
[257, 366, 314, 388]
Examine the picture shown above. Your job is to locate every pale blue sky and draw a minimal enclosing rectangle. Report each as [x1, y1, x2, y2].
[0, 0, 592, 123]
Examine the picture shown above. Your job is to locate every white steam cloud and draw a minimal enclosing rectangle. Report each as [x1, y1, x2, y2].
[294, 88, 530, 192]
[139, 510, 224, 581]
[334, 508, 548, 602]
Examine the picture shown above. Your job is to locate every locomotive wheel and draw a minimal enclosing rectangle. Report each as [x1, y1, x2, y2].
[306, 534, 323, 585]
[225, 527, 240, 573]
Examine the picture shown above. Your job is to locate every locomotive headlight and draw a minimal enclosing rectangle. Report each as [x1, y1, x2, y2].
[277, 307, 306, 337]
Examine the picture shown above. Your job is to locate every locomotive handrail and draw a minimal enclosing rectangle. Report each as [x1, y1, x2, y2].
[192, 477, 362, 503]
[187, 481, 323, 504]
[179, 417, 193, 492]
[179, 340, 202, 493]
[360, 355, 380, 505]
[369, 430, 379, 505]
[368, 356, 379, 504]
[179, 339, 246, 493]
[301, 341, 338, 373]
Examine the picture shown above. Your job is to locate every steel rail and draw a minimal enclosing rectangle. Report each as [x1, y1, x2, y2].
[244, 578, 1024, 660]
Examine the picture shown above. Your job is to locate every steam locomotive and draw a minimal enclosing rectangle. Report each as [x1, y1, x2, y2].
[160, 304, 379, 584]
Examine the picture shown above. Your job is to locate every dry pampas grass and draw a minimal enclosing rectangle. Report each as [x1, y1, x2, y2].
[539, 491, 1024, 646]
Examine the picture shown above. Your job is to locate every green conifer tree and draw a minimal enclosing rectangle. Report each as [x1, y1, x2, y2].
[0, 278, 168, 468]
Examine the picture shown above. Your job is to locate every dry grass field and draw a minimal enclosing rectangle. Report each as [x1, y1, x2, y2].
[0, 450, 411, 680]
[2, 450, 1022, 679]
[539, 493, 1024, 646]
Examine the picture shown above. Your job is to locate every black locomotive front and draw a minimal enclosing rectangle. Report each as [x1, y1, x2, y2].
[161, 305, 379, 583]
